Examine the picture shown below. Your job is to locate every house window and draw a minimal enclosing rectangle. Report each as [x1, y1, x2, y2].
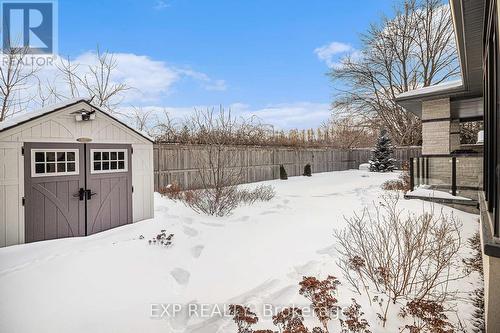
[91, 149, 128, 174]
[31, 149, 79, 177]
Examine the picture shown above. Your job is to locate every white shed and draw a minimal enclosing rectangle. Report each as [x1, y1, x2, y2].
[0, 99, 154, 247]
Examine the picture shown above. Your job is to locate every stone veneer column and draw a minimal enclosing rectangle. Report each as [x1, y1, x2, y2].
[421, 98, 458, 155]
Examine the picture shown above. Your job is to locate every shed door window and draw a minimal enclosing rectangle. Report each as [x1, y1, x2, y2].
[91, 149, 128, 174]
[31, 149, 79, 177]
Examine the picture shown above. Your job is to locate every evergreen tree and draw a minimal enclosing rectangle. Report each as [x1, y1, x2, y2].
[369, 130, 396, 172]
[280, 165, 288, 180]
[303, 163, 312, 177]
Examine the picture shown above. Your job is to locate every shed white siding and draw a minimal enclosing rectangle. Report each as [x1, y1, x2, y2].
[0, 142, 24, 246]
[131, 144, 154, 222]
[0, 100, 154, 247]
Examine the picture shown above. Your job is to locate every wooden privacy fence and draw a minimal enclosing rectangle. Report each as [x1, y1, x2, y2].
[153, 144, 422, 191]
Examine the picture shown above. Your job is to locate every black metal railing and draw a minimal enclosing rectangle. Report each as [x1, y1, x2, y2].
[409, 155, 483, 201]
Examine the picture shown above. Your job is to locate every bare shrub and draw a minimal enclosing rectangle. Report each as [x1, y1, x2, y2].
[180, 187, 240, 217]
[347, 256, 372, 306]
[381, 161, 411, 193]
[381, 179, 408, 192]
[334, 193, 463, 326]
[153, 106, 377, 148]
[463, 231, 483, 275]
[238, 185, 276, 204]
[272, 307, 308, 333]
[299, 276, 341, 333]
[180, 107, 245, 216]
[146, 230, 174, 248]
[340, 299, 371, 333]
[173, 184, 275, 217]
[158, 182, 182, 200]
[159, 107, 276, 216]
[399, 299, 454, 333]
[463, 232, 484, 333]
[228, 304, 259, 333]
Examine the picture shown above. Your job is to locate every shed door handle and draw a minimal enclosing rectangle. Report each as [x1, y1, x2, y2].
[73, 188, 85, 201]
[85, 189, 97, 200]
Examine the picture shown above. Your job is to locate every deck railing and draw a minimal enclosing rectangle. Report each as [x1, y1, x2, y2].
[409, 154, 483, 201]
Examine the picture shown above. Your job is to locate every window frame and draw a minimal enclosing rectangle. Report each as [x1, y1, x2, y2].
[31, 148, 80, 178]
[90, 148, 128, 174]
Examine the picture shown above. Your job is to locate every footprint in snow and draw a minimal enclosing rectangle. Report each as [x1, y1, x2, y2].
[234, 216, 250, 222]
[191, 245, 204, 258]
[274, 204, 288, 209]
[200, 222, 224, 227]
[154, 206, 169, 213]
[182, 217, 194, 224]
[260, 210, 277, 215]
[183, 226, 199, 237]
[263, 285, 297, 305]
[171, 268, 190, 285]
[287, 260, 320, 279]
[316, 244, 337, 257]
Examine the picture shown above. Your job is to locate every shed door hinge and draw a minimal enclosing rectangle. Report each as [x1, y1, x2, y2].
[22, 197, 25, 206]
[21, 146, 24, 155]
[131, 147, 133, 154]
[132, 186, 134, 193]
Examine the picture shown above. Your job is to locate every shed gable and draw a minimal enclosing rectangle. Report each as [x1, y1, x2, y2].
[0, 101, 151, 144]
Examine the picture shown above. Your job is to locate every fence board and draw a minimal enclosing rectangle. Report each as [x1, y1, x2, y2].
[153, 144, 421, 191]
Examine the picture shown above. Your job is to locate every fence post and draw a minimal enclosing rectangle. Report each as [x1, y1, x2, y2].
[409, 157, 415, 190]
[451, 157, 457, 196]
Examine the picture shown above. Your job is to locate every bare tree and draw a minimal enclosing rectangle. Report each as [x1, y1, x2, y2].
[35, 76, 63, 108]
[56, 56, 81, 99]
[0, 46, 39, 121]
[321, 116, 377, 149]
[154, 110, 185, 143]
[56, 47, 130, 112]
[121, 106, 153, 134]
[460, 121, 483, 144]
[329, 0, 460, 145]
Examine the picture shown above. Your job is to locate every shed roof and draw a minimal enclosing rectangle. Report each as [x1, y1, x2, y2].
[0, 99, 154, 143]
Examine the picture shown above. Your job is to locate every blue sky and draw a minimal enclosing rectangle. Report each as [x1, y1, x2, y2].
[57, 0, 394, 129]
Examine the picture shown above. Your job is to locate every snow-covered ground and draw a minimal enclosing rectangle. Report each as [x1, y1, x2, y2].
[0, 170, 480, 333]
[407, 186, 472, 200]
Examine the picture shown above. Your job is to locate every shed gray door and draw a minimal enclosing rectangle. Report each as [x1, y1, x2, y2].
[24, 143, 86, 242]
[85, 144, 132, 235]
[24, 143, 133, 243]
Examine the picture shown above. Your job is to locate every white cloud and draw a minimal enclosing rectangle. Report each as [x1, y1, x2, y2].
[73, 52, 180, 103]
[33, 52, 226, 106]
[120, 102, 331, 130]
[177, 68, 227, 91]
[153, 0, 170, 10]
[234, 102, 331, 129]
[314, 41, 356, 67]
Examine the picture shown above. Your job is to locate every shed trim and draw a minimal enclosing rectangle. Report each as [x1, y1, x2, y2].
[0, 99, 154, 143]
